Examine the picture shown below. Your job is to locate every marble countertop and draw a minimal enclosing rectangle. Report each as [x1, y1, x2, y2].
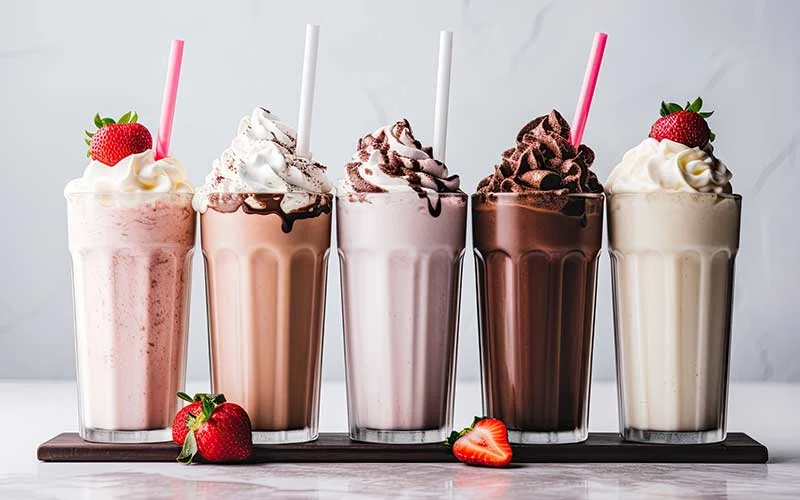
[1, 380, 798, 499]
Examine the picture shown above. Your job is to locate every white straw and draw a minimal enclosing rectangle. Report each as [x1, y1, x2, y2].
[296, 24, 320, 159]
[433, 30, 453, 163]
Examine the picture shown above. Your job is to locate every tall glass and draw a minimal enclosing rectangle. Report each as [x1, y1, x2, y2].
[67, 192, 195, 443]
[608, 192, 741, 444]
[201, 193, 332, 444]
[337, 191, 467, 444]
[473, 192, 604, 444]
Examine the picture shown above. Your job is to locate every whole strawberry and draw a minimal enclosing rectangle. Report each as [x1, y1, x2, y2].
[173, 393, 253, 464]
[172, 392, 204, 446]
[447, 417, 513, 467]
[85, 111, 152, 166]
[649, 97, 715, 149]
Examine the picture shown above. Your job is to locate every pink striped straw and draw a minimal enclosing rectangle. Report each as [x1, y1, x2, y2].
[155, 39, 185, 160]
[569, 32, 608, 148]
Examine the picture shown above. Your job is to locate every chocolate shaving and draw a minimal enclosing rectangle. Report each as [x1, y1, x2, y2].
[477, 109, 603, 198]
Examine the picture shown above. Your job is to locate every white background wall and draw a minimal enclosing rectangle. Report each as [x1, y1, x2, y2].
[1, 0, 798, 382]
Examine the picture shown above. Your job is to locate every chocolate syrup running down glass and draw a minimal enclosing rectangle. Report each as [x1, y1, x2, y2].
[204, 193, 332, 233]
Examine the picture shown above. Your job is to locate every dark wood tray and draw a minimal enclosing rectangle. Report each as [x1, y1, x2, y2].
[38, 432, 768, 463]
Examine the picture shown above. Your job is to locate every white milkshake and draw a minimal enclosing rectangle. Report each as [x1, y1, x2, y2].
[606, 110, 740, 444]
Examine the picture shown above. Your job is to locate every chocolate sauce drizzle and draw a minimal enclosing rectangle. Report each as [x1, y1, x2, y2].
[207, 193, 332, 233]
[344, 119, 462, 217]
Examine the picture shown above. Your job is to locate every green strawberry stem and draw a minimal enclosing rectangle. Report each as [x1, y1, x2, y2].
[176, 430, 198, 464]
[176, 392, 227, 465]
[177, 392, 194, 403]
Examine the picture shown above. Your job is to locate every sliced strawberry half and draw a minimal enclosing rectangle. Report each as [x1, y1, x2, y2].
[447, 417, 513, 467]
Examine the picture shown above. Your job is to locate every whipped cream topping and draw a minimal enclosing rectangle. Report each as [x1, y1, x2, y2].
[64, 149, 192, 195]
[339, 119, 461, 194]
[193, 107, 333, 214]
[606, 138, 732, 194]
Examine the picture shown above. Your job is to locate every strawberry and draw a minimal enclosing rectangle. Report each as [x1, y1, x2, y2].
[447, 417, 513, 467]
[649, 97, 715, 148]
[173, 393, 253, 464]
[85, 111, 152, 166]
[172, 392, 203, 446]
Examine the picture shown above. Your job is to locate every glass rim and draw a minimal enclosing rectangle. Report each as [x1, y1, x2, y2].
[65, 191, 195, 198]
[470, 191, 605, 199]
[606, 191, 742, 201]
[197, 191, 334, 198]
[335, 190, 468, 198]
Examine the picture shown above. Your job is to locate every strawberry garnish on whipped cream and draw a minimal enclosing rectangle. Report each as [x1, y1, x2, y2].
[65, 112, 192, 195]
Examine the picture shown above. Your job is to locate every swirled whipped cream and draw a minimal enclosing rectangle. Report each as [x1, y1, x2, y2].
[193, 107, 333, 214]
[606, 138, 732, 194]
[477, 110, 602, 195]
[339, 119, 461, 194]
[64, 149, 192, 195]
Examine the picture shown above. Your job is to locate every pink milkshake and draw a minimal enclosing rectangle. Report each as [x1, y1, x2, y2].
[337, 120, 466, 443]
[66, 112, 195, 443]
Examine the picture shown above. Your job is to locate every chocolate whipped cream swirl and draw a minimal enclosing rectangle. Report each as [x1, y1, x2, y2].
[477, 110, 602, 198]
[341, 120, 461, 216]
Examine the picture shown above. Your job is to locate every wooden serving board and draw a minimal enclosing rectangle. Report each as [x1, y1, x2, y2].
[38, 432, 768, 463]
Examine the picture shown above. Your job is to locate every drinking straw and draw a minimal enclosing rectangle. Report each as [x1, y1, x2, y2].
[155, 39, 185, 160]
[296, 24, 320, 159]
[569, 32, 608, 148]
[433, 31, 454, 163]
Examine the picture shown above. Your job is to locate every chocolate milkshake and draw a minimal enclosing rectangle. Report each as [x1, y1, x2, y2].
[473, 110, 604, 444]
[194, 108, 333, 444]
[337, 120, 466, 444]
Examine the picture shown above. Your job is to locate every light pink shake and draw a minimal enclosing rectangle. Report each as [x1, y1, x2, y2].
[67, 193, 195, 442]
[337, 192, 467, 443]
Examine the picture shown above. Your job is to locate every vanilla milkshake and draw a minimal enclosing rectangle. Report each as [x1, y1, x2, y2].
[606, 98, 740, 444]
[194, 108, 333, 444]
[66, 114, 195, 443]
[337, 120, 466, 444]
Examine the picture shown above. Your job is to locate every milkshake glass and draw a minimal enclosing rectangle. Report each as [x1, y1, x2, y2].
[609, 193, 740, 444]
[66, 149, 195, 443]
[338, 192, 466, 443]
[337, 120, 466, 443]
[194, 108, 334, 443]
[606, 125, 737, 444]
[474, 193, 603, 444]
[473, 110, 605, 444]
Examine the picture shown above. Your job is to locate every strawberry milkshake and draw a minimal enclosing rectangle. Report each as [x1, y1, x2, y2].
[66, 112, 195, 443]
[194, 107, 333, 444]
[606, 98, 740, 444]
[337, 120, 467, 444]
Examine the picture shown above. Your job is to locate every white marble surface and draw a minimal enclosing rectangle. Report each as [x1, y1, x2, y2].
[1, 380, 799, 498]
[2, 0, 800, 383]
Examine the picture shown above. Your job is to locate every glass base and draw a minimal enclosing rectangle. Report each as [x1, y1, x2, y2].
[80, 427, 172, 443]
[253, 427, 317, 444]
[350, 426, 447, 444]
[507, 428, 587, 445]
[622, 427, 726, 444]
